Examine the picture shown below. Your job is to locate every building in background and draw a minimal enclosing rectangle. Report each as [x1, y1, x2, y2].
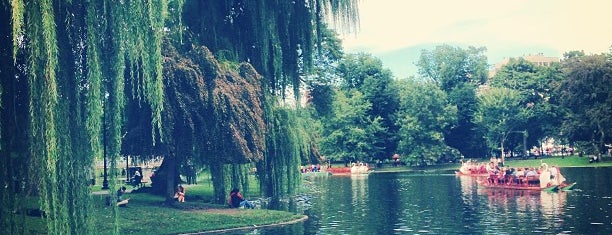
[490, 53, 560, 77]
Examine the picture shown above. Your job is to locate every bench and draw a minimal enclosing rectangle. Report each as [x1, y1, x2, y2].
[126, 179, 148, 188]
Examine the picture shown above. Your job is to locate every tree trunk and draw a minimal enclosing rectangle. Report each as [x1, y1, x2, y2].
[150, 153, 180, 202]
[209, 162, 227, 204]
[164, 153, 178, 203]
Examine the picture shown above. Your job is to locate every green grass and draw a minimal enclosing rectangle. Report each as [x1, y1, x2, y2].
[503, 155, 612, 168]
[22, 173, 302, 234]
[90, 193, 303, 235]
[23, 192, 302, 235]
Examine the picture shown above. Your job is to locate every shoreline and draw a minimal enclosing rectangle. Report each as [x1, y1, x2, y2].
[181, 215, 309, 234]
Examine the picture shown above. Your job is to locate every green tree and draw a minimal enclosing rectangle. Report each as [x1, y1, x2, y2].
[417, 45, 488, 90]
[319, 90, 383, 164]
[475, 87, 528, 163]
[337, 53, 400, 159]
[563, 50, 586, 60]
[558, 53, 612, 156]
[183, 0, 359, 98]
[490, 58, 565, 155]
[306, 25, 345, 117]
[416, 45, 489, 158]
[395, 79, 458, 166]
[3, 1, 172, 233]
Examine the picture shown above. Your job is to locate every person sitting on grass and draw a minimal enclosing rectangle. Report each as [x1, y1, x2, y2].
[116, 186, 129, 207]
[228, 188, 254, 209]
[174, 185, 185, 202]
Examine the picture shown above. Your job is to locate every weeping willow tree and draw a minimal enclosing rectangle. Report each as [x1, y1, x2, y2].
[2, 0, 359, 232]
[181, 0, 359, 203]
[131, 0, 359, 204]
[1, 0, 179, 234]
[143, 43, 266, 203]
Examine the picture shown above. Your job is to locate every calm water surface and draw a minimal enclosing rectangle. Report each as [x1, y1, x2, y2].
[228, 167, 612, 235]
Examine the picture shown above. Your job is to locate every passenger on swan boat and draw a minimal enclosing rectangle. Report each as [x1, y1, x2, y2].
[483, 163, 570, 189]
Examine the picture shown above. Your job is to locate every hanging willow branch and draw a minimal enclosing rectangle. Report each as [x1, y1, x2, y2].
[7, 0, 183, 234]
[256, 105, 307, 205]
[183, 0, 359, 98]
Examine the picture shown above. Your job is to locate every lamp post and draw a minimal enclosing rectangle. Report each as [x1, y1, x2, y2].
[102, 92, 110, 190]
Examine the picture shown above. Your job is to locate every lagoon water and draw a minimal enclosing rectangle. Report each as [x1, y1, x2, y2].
[230, 167, 612, 234]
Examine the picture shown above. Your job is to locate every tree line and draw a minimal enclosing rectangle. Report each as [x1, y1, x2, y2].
[306, 35, 611, 167]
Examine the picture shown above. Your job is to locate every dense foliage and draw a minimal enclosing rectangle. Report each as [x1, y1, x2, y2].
[395, 79, 457, 166]
[1, 0, 359, 233]
[417, 45, 489, 158]
[309, 40, 611, 166]
[558, 54, 612, 155]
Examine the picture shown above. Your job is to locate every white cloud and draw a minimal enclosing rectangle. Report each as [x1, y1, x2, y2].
[340, 0, 612, 55]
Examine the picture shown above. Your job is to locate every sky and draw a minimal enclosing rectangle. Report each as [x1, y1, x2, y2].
[338, 0, 612, 79]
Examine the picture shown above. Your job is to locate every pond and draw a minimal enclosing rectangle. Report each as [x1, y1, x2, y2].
[227, 167, 612, 234]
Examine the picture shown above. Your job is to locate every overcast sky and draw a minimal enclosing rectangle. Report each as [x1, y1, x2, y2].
[339, 0, 612, 78]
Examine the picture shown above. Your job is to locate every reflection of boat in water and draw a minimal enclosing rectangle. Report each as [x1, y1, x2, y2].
[540, 189, 567, 213]
[327, 163, 371, 176]
[301, 171, 332, 177]
[479, 180, 559, 192]
[480, 186, 569, 217]
[479, 180, 576, 192]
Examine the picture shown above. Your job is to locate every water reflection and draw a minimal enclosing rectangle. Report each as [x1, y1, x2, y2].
[458, 175, 568, 217]
[237, 168, 612, 235]
[350, 174, 368, 207]
[456, 173, 579, 234]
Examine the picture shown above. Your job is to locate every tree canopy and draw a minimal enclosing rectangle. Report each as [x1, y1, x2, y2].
[183, 0, 359, 98]
[1, 0, 360, 233]
[395, 79, 458, 166]
[416, 44, 488, 158]
[490, 58, 565, 156]
[558, 53, 612, 155]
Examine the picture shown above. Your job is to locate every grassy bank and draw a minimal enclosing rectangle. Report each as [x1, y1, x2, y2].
[92, 193, 304, 235]
[23, 173, 303, 234]
[24, 192, 303, 235]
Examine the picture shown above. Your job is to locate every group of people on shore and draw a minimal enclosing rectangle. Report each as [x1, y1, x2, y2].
[115, 184, 256, 209]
